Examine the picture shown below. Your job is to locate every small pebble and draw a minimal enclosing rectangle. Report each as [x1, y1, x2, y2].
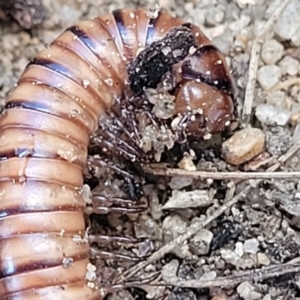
[266, 90, 286, 107]
[228, 14, 251, 33]
[244, 238, 259, 254]
[279, 56, 299, 76]
[162, 215, 188, 240]
[169, 176, 193, 190]
[190, 228, 213, 255]
[162, 215, 191, 258]
[237, 282, 262, 300]
[206, 5, 225, 25]
[220, 249, 239, 265]
[235, 242, 244, 257]
[265, 127, 292, 156]
[161, 259, 179, 282]
[222, 127, 265, 166]
[274, 0, 300, 46]
[135, 215, 162, 241]
[178, 156, 197, 171]
[257, 252, 271, 266]
[162, 190, 211, 210]
[255, 104, 292, 126]
[261, 39, 284, 65]
[257, 65, 282, 90]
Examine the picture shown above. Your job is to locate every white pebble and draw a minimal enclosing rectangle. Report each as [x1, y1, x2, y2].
[257, 65, 282, 90]
[162, 190, 211, 210]
[161, 259, 179, 282]
[169, 176, 193, 190]
[190, 228, 213, 255]
[235, 242, 244, 257]
[237, 282, 262, 300]
[243, 238, 259, 254]
[266, 90, 286, 107]
[261, 39, 284, 64]
[255, 104, 291, 126]
[274, 0, 300, 46]
[279, 56, 300, 76]
[228, 14, 251, 33]
[220, 249, 239, 265]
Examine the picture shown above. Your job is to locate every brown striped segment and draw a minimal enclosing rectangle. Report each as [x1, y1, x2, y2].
[97, 11, 127, 61]
[55, 29, 123, 102]
[0, 258, 93, 297]
[181, 45, 234, 93]
[0, 158, 83, 186]
[0, 211, 86, 238]
[0, 181, 85, 216]
[18, 65, 102, 128]
[0, 109, 89, 148]
[32, 45, 110, 110]
[5, 81, 97, 132]
[0, 127, 87, 165]
[145, 10, 184, 44]
[0, 233, 89, 276]
[75, 19, 126, 87]
[2, 281, 100, 300]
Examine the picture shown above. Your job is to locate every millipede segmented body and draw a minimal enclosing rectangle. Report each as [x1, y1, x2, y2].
[0, 8, 235, 300]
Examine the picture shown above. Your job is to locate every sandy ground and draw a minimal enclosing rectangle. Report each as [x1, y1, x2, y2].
[1, 0, 300, 299]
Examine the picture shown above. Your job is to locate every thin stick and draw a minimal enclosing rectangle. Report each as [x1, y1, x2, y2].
[242, 0, 290, 124]
[118, 140, 300, 283]
[162, 263, 300, 288]
[143, 167, 300, 181]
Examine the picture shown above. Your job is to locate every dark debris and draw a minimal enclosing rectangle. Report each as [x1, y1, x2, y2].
[128, 25, 196, 94]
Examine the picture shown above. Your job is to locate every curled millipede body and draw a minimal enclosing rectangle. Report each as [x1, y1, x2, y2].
[0, 7, 235, 300]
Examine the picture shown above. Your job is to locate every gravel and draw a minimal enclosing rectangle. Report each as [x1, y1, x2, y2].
[1, 1, 300, 300]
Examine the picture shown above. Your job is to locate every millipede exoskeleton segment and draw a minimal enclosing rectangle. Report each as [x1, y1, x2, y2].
[0, 8, 235, 300]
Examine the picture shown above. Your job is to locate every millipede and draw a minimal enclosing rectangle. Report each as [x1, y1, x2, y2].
[0, 7, 235, 300]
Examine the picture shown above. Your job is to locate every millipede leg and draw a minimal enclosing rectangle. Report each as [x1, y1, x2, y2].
[88, 156, 137, 180]
[85, 193, 148, 215]
[91, 128, 144, 160]
[89, 234, 145, 244]
[85, 205, 147, 214]
[121, 272, 161, 286]
[93, 194, 147, 206]
[90, 248, 148, 261]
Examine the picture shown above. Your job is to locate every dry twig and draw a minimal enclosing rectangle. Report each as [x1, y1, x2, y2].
[161, 262, 300, 288]
[242, 0, 290, 124]
[143, 167, 300, 181]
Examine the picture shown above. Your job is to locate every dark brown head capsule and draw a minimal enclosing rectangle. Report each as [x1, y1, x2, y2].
[128, 20, 235, 140]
